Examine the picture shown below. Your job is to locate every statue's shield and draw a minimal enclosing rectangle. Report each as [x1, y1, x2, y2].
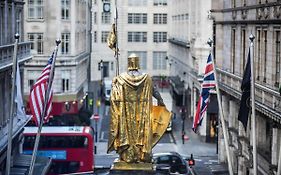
[151, 106, 172, 147]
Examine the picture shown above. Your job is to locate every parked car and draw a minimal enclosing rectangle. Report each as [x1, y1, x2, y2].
[153, 152, 191, 174]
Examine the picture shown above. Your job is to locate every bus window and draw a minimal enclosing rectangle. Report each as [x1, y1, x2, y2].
[48, 161, 80, 174]
[23, 136, 89, 149]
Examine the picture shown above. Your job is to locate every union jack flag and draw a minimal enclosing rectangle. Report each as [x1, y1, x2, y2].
[192, 54, 216, 132]
[29, 53, 54, 126]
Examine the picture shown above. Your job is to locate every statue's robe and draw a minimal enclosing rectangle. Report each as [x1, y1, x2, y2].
[107, 72, 171, 163]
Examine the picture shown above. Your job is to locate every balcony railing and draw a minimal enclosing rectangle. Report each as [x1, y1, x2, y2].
[0, 42, 32, 153]
[216, 68, 281, 122]
[0, 42, 32, 70]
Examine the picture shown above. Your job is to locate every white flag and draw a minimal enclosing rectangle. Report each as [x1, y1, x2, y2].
[15, 62, 26, 119]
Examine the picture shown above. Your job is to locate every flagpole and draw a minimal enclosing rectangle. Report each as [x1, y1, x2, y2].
[114, 0, 119, 75]
[28, 39, 61, 175]
[5, 33, 20, 175]
[249, 34, 257, 175]
[207, 39, 234, 175]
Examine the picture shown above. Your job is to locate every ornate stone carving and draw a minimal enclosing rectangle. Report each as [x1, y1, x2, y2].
[241, 9, 248, 20]
[273, 6, 281, 18]
[257, 8, 263, 19]
[263, 7, 270, 19]
[247, 145, 253, 168]
[232, 11, 237, 20]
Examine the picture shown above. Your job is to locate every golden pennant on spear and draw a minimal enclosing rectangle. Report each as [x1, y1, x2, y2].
[107, 23, 118, 55]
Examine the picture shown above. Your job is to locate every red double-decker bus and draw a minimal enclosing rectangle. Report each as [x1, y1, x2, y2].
[23, 126, 94, 175]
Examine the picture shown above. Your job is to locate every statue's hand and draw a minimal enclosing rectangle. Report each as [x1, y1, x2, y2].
[157, 100, 165, 106]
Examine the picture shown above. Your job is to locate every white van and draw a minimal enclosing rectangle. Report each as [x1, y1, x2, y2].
[103, 78, 112, 104]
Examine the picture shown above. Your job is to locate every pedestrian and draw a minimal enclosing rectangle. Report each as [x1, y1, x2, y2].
[182, 131, 186, 144]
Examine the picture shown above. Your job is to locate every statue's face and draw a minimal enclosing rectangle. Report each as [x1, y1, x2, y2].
[128, 57, 140, 71]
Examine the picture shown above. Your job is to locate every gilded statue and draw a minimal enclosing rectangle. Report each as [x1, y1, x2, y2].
[107, 53, 171, 170]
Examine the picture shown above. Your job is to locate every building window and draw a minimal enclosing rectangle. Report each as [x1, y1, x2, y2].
[153, 13, 167, 24]
[61, 33, 70, 54]
[28, 0, 44, 19]
[128, 51, 147, 70]
[231, 28, 236, 74]
[94, 31, 97, 43]
[61, 0, 70, 20]
[128, 32, 147, 42]
[102, 12, 111, 24]
[128, 0, 147, 6]
[153, 0, 167, 6]
[275, 30, 281, 87]
[263, 29, 267, 83]
[28, 79, 35, 91]
[153, 51, 167, 70]
[153, 32, 167, 43]
[241, 28, 246, 75]
[61, 70, 70, 92]
[94, 12, 97, 24]
[101, 31, 109, 43]
[257, 29, 261, 80]
[28, 33, 44, 54]
[128, 13, 147, 24]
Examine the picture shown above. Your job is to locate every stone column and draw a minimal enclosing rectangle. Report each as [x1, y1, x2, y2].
[238, 119, 246, 174]
[218, 94, 229, 163]
[271, 126, 280, 166]
[4, 0, 8, 44]
[192, 86, 197, 118]
[229, 100, 238, 174]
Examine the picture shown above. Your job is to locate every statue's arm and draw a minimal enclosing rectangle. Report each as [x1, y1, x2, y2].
[152, 86, 165, 106]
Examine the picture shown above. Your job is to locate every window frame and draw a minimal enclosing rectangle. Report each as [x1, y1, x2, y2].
[28, 0, 44, 19]
[61, 33, 70, 55]
[28, 33, 44, 54]
[61, 0, 70, 20]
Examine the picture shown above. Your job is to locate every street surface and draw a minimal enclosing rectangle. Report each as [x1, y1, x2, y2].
[92, 90, 228, 175]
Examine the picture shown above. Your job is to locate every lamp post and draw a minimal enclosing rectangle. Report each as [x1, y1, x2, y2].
[181, 72, 186, 144]
[98, 60, 103, 114]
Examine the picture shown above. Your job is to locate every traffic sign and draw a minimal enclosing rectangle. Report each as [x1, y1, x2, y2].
[91, 114, 100, 121]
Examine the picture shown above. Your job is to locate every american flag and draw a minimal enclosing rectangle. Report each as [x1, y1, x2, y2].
[192, 54, 216, 132]
[29, 53, 54, 126]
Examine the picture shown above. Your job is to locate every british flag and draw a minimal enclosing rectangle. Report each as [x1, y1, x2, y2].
[29, 52, 54, 126]
[192, 54, 216, 132]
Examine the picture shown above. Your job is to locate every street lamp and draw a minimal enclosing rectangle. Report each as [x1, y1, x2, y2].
[181, 71, 186, 144]
[97, 60, 103, 115]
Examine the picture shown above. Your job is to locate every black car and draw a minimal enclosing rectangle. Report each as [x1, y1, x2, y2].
[153, 152, 190, 174]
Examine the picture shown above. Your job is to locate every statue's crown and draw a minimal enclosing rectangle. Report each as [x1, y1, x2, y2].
[128, 53, 140, 71]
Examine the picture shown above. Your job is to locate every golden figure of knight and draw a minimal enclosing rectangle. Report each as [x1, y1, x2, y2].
[107, 53, 172, 170]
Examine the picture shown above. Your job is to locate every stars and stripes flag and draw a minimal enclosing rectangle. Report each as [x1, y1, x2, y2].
[29, 53, 54, 126]
[192, 54, 216, 132]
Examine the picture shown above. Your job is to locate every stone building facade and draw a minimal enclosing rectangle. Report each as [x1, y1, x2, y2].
[0, 0, 45, 173]
[91, 0, 169, 81]
[212, 0, 281, 174]
[168, 0, 216, 141]
[23, 0, 92, 115]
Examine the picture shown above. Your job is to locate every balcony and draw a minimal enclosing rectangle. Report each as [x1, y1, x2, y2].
[216, 68, 281, 123]
[0, 42, 32, 70]
[168, 38, 190, 48]
[0, 41, 32, 153]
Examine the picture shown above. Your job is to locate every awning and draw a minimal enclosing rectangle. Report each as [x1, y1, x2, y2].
[170, 76, 184, 95]
[11, 154, 52, 175]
